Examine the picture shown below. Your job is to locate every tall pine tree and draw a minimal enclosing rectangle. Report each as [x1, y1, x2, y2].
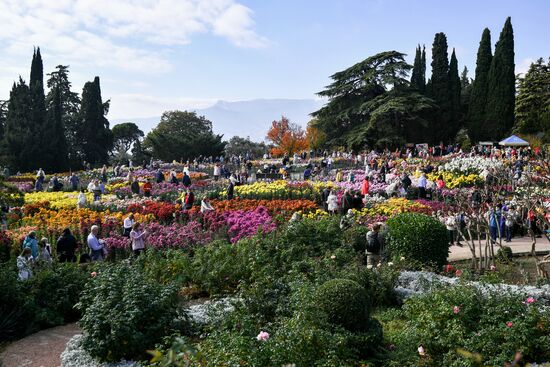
[448, 49, 461, 137]
[468, 28, 492, 141]
[78, 77, 113, 166]
[411, 45, 426, 92]
[429, 32, 451, 143]
[486, 17, 515, 139]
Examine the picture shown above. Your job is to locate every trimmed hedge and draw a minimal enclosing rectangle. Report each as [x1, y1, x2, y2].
[386, 212, 449, 268]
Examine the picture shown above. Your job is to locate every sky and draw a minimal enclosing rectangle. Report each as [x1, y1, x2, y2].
[0, 0, 548, 120]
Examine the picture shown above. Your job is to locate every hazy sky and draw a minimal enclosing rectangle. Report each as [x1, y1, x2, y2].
[0, 0, 547, 119]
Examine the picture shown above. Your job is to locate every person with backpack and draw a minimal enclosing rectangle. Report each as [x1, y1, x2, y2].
[366, 223, 383, 266]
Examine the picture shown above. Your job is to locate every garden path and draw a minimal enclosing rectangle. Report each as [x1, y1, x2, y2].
[449, 236, 550, 261]
[0, 322, 80, 367]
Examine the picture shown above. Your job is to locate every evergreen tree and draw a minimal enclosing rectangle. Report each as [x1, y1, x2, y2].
[460, 66, 472, 134]
[448, 49, 461, 136]
[29, 48, 48, 169]
[44, 87, 68, 172]
[429, 32, 451, 142]
[46, 65, 81, 168]
[411, 45, 426, 92]
[0, 100, 7, 142]
[486, 17, 515, 139]
[514, 58, 550, 138]
[468, 28, 492, 141]
[78, 77, 113, 166]
[1, 79, 34, 172]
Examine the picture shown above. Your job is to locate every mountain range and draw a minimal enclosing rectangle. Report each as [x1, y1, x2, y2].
[111, 98, 325, 142]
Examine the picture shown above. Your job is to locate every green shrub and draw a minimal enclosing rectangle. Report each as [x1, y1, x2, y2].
[137, 248, 193, 286]
[496, 246, 513, 263]
[0, 264, 35, 341]
[386, 212, 449, 268]
[25, 263, 89, 328]
[354, 265, 400, 309]
[343, 225, 369, 253]
[381, 285, 550, 366]
[191, 240, 252, 295]
[315, 278, 370, 332]
[76, 263, 187, 362]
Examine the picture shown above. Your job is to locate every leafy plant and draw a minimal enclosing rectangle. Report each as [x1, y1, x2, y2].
[386, 212, 449, 268]
[76, 263, 187, 362]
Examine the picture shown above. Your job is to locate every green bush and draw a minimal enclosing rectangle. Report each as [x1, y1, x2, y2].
[137, 249, 193, 286]
[496, 246, 513, 263]
[343, 225, 369, 253]
[380, 285, 550, 366]
[0, 264, 35, 341]
[315, 278, 370, 332]
[76, 263, 187, 362]
[0, 263, 89, 342]
[386, 212, 449, 268]
[191, 240, 252, 295]
[25, 263, 89, 328]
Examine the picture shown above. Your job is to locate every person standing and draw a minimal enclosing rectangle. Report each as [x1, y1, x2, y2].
[182, 172, 192, 188]
[366, 223, 382, 266]
[70, 173, 80, 191]
[155, 169, 164, 183]
[213, 164, 221, 181]
[183, 189, 195, 210]
[504, 206, 517, 242]
[130, 222, 147, 256]
[327, 190, 338, 215]
[17, 248, 33, 281]
[130, 177, 140, 195]
[341, 189, 353, 214]
[87, 225, 104, 261]
[38, 238, 53, 265]
[227, 180, 235, 200]
[142, 180, 152, 197]
[77, 189, 87, 208]
[101, 165, 108, 183]
[123, 213, 135, 237]
[23, 231, 39, 260]
[56, 228, 78, 262]
[361, 177, 370, 198]
[445, 213, 457, 246]
[418, 173, 427, 199]
[200, 198, 215, 213]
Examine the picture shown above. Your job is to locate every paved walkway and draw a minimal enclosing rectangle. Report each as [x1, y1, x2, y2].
[0, 323, 81, 367]
[449, 236, 550, 261]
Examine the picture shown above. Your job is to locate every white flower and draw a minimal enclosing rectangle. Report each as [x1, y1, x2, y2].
[400, 256, 405, 261]
[367, 265, 373, 269]
[387, 262, 394, 266]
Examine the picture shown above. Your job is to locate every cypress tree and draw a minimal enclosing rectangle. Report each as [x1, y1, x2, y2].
[448, 49, 461, 136]
[486, 17, 515, 139]
[78, 77, 113, 166]
[29, 48, 48, 170]
[429, 32, 451, 143]
[1, 79, 34, 172]
[468, 28, 492, 141]
[420, 45, 426, 92]
[411, 45, 426, 92]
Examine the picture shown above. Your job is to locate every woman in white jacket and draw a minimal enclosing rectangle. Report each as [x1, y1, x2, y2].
[327, 190, 339, 215]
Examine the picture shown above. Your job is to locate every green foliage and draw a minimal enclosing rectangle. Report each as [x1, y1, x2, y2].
[455, 128, 472, 151]
[0, 263, 89, 342]
[0, 264, 35, 341]
[381, 285, 550, 366]
[448, 49, 462, 136]
[496, 246, 513, 263]
[224, 135, 267, 158]
[78, 76, 113, 166]
[468, 28, 492, 142]
[76, 263, 186, 362]
[411, 45, 426, 93]
[138, 249, 193, 286]
[315, 278, 370, 331]
[343, 224, 369, 253]
[191, 240, 252, 296]
[386, 212, 449, 268]
[514, 57, 550, 139]
[486, 17, 516, 140]
[112, 122, 145, 153]
[144, 111, 225, 162]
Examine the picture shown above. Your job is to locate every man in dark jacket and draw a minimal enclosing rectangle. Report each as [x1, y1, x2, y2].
[182, 172, 192, 188]
[341, 189, 353, 214]
[227, 181, 235, 200]
[156, 169, 164, 183]
[321, 187, 330, 212]
[366, 223, 382, 266]
[56, 228, 78, 262]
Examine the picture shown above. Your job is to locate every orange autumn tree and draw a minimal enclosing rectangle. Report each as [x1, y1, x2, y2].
[305, 119, 327, 152]
[266, 116, 307, 156]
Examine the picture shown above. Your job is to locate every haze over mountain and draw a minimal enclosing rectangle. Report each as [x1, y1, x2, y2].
[112, 98, 325, 142]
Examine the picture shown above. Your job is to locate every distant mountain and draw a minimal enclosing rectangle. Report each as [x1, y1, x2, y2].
[111, 98, 325, 142]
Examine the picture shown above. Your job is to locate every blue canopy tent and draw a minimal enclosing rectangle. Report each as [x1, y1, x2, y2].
[499, 135, 529, 147]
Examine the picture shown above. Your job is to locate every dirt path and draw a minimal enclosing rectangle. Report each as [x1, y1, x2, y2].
[0, 323, 81, 367]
